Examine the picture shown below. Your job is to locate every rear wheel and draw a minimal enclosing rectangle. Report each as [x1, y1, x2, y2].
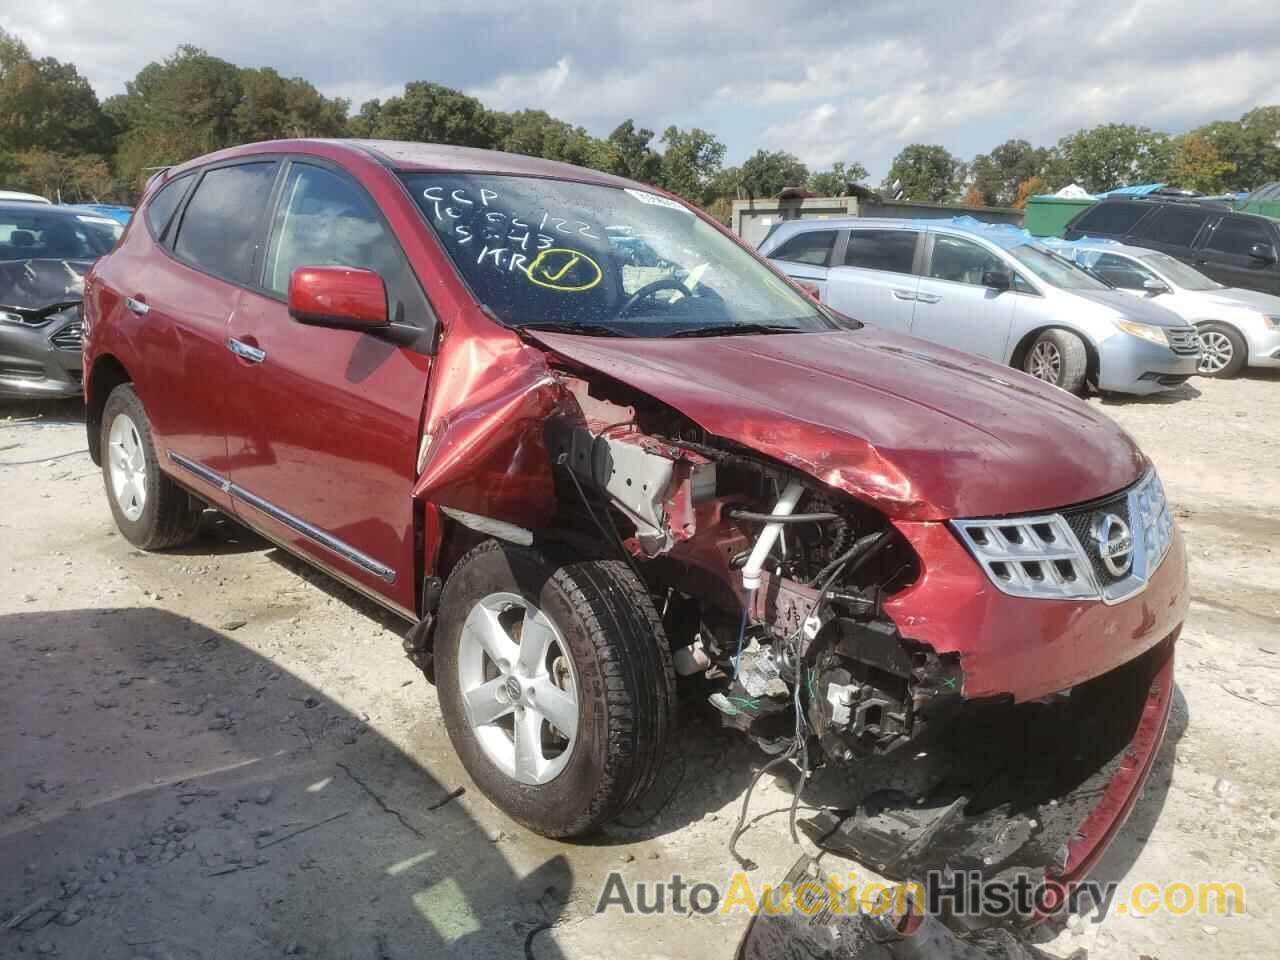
[1023, 329, 1088, 395]
[101, 384, 203, 549]
[435, 539, 675, 838]
[1196, 322, 1247, 378]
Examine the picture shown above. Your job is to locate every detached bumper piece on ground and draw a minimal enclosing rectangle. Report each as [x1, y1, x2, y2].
[737, 639, 1173, 958]
[737, 857, 1083, 960]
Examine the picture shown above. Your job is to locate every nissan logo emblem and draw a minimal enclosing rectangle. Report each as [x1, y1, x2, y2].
[1091, 513, 1134, 577]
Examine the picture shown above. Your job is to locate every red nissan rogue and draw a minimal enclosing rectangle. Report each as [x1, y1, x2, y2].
[82, 139, 1186, 918]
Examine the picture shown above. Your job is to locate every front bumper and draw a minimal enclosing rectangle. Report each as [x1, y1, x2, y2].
[0, 309, 83, 399]
[1243, 322, 1280, 369]
[1096, 332, 1199, 394]
[885, 519, 1188, 700]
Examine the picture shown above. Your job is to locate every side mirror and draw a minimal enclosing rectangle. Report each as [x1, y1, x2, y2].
[1249, 242, 1277, 264]
[982, 269, 1012, 291]
[1142, 278, 1170, 295]
[288, 266, 388, 331]
[793, 279, 822, 302]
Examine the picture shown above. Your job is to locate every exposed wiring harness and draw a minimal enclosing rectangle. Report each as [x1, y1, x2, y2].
[728, 547, 854, 869]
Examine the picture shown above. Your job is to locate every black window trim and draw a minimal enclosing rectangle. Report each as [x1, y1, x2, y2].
[838, 226, 923, 277]
[151, 152, 439, 352]
[142, 171, 197, 245]
[922, 229, 1039, 295]
[165, 154, 284, 290]
[768, 225, 839, 268]
[1131, 204, 1214, 248]
[256, 155, 440, 349]
[1201, 213, 1280, 257]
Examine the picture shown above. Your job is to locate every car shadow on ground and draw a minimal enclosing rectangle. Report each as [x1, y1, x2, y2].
[1097, 383, 1202, 405]
[0, 608, 572, 959]
[0, 397, 85, 427]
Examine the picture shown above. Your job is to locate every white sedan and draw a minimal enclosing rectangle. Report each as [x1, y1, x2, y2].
[1050, 239, 1280, 377]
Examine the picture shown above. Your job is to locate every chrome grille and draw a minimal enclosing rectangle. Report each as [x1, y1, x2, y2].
[1063, 491, 1131, 588]
[50, 321, 83, 351]
[1167, 328, 1200, 355]
[952, 468, 1175, 604]
[951, 514, 1096, 600]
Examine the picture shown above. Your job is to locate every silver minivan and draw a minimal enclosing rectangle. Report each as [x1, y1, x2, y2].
[758, 217, 1201, 395]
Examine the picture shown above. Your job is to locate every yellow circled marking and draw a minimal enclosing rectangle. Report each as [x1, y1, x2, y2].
[524, 247, 603, 292]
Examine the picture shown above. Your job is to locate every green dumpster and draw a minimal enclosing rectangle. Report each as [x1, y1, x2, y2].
[1023, 196, 1096, 237]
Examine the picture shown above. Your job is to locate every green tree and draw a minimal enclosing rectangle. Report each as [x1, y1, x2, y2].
[492, 109, 602, 168]
[739, 149, 808, 199]
[807, 160, 869, 196]
[1056, 123, 1172, 193]
[233, 68, 348, 141]
[8, 149, 115, 201]
[883, 144, 962, 202]
[349, 81, 496, 148]
[969, 139, 1055, 206]
[1191, 109, 1280, 190]
[0, 29, 112, 155]
[108, 46, 244, 185]
[601, 119, 661, 184]
[658, 126, 726, 204]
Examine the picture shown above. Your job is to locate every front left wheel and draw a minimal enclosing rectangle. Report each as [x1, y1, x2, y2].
[435, 539, 676, 838]
[100, 384, 203, 549]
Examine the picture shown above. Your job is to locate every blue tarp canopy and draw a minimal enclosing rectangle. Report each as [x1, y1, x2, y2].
[1096, 183, 1167, 198]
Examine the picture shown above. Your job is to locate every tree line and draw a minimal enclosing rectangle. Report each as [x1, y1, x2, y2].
[3, 31, 1279, 219]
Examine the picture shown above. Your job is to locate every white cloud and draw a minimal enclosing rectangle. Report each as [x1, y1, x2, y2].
[3, 0, 1280, 180]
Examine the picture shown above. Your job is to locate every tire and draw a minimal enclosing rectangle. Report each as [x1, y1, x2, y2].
[1023, 329, 1088, 395]
[1196, 322, 1247, 378]
[100, 384, 203, 550]
[435, 539, 676, 838]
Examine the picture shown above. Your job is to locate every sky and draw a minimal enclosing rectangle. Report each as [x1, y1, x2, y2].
[5, 0, 1280, 181]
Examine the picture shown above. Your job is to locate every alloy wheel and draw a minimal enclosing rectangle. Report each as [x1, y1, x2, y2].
[1197, 330, 1233, 374]
[456, 592, 579, 785]
[1029, 340, 1062, 384]
[108, 412, 147, 521]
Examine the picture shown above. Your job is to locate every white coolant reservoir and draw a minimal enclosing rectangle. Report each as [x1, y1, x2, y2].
[741, 481, 805, 590]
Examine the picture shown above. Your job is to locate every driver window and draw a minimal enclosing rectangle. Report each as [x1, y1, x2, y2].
[1092, 253, 1157, 291]
[264, 164, 410, 297]
[928, 235, 1005, 286]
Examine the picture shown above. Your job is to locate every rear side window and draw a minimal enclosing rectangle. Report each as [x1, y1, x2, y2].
[844, 229, 917, 274]
[144, 175, 193, 242]
[768, 229, 836, 266]
[1206, 216, 1274, 257]
[173, 162, 278, 284]
[1131, 206, 1210, 247]
[1070, 202, 1151, 236]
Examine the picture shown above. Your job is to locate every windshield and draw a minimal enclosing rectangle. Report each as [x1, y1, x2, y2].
[1140, 252, 1222, 291]
[402, 173, 834, 336]
[0, 209, 121, 262]
[1006, 243, 1110, 291]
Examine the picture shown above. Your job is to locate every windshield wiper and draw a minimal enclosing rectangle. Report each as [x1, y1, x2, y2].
[668, 322, 802, 338]
[519, 321, 633, 338]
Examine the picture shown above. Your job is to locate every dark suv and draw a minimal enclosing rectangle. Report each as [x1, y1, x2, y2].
[1063, 197, 1280, 296]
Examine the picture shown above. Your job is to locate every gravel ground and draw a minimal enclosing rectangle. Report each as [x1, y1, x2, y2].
[1, 371, 1278, 960]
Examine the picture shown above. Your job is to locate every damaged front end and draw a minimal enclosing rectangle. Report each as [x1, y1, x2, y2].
[543, 369, 955, 767]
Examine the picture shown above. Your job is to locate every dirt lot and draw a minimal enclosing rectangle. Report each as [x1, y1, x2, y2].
[2, 372, 1278, 960]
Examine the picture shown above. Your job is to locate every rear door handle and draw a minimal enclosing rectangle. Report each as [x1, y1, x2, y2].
[125, 296, 149, 316]
[891, 289, 917, 301]
[916, 293, 941, 304]
[227, 338, 266, 364]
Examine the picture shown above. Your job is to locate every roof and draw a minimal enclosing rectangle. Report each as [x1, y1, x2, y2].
[0, 190, 51, 204]
[764, 215, 1041, 251]
[150, 138, 662, 208]
[0, 200, 109, 220]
